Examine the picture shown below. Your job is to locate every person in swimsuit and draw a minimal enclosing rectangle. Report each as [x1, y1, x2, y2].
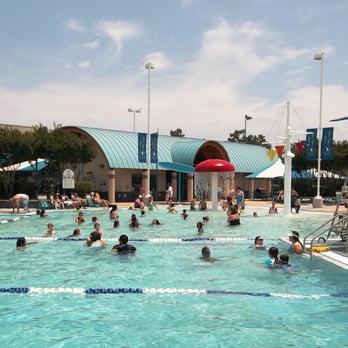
[75, 211, 85, 224]
[268, 201, 278, 214]
[254, 236, 265, 250]
[265, 246, 281, 265]
[288, 231, 303, 254]
[85, 231, 106, 247]
[200, 247, 217, 262]
[111, 234, 136, 254]
[196, 221, 204, 233]
[10, 193, 30, 214]
[44, 223, 56, 236]
[227, 205, 240, 225]
[16, 237, 38, 249]
[235, 187, 245, 210]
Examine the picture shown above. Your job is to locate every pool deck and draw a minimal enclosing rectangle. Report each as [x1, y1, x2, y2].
[1, 199, 348, 269]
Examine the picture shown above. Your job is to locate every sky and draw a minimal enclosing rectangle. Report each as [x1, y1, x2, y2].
[0, 0, 347, 143]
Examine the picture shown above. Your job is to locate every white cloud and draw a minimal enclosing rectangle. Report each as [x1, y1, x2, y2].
[97, 20, 141, 57]
[77, 61, 90, 69]
[144, 52, 173, 70]
[64, 19, 85, 32]
[83, 40, 99, 49]
[182, 19, 292, 87]
[0, 18, 346, 142]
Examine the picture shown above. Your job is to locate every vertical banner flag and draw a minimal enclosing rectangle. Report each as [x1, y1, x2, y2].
[138, 133, 147, 163]
[305, 128, 317, 160]
[150, 132, 158, 163]
[321, 127, 334, 160]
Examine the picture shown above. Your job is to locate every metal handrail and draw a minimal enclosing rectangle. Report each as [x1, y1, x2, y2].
[303, 215, 348, 257]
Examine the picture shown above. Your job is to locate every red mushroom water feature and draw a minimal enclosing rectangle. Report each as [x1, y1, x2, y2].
[195, 159, 235, 210]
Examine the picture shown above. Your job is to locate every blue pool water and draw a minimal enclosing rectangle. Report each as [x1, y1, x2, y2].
[0, 206, 347, 347]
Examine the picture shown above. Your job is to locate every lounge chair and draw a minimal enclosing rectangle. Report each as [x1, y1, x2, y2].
[38, 199, 55, 210]
[87, 197, 103, 208]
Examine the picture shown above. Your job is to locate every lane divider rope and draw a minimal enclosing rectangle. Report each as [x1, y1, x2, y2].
[0, 236, 249, 243]
[0, 287, 347, 299]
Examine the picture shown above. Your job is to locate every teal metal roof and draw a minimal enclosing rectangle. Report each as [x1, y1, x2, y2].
[75, 127, 173, 169]
[65, 126, 274, 174]
[218, 141, 273, 173]
[170, 139, 207, 165]
[158, 161, 195, 173]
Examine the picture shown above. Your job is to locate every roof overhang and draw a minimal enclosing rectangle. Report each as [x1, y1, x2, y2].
[158, 161, 194, 173]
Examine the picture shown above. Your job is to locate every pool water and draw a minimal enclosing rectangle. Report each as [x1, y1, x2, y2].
[0, 206, 347, 347]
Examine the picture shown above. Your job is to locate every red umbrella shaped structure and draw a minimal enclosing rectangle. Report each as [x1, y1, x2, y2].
[195, 159, 235, 173]
[195, 159, 235, 210]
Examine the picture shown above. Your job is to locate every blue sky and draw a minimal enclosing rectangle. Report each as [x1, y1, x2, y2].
[0, 0, 347, 142]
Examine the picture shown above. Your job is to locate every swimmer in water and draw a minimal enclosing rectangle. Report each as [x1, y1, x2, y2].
[111, 234, 136, 254]
[85, 231, 106, 247]
[16, 237, 38, 249]
[200, 247, 217, 262]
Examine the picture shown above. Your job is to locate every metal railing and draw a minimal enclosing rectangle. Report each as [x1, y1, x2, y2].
[303, 214, 348, 257]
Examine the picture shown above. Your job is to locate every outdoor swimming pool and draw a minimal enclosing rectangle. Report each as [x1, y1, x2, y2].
[0, 206, 347, 347]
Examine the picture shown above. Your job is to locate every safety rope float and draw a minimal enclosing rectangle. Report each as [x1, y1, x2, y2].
[0, 287, 347, 299]
[0, 236, 248, 243]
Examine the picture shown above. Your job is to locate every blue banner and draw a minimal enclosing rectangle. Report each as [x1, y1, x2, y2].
[321, 127, 334, 160]
[150, 132, 158, 163]
[305, 128, 318, 160]
[138, 133, 147, 163]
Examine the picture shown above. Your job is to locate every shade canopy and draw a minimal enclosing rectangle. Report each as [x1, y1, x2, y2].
[245, 159, 284, 179]
[195, 159, 235, 173]
[330, 116, 348, 122]
[0, 158, 48, 172]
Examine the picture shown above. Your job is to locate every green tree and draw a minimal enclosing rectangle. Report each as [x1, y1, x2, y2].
[228, 129, 269, 148]
[0, 125, 97, 198]
[0, 127, 32, 197]
[170, 128, 185, 137]
[43, 126, 97, 194]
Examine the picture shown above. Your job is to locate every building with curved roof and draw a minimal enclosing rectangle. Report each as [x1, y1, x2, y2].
[63, 126, 277, 202]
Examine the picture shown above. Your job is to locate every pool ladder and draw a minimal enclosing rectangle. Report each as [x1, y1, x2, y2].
[303, 213, 348, 256]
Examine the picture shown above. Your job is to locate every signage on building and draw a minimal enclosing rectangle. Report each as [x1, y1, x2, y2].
[62, 169, 75, 189]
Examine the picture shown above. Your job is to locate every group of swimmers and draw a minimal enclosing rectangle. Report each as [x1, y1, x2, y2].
[16, 233, 136, 254]
[251, 231, 304, 271]
[14, 198, 306, 266]
[200, 230, 303, 267]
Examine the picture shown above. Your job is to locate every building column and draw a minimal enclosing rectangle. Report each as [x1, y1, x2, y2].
[171, 172, 178, 201]
[248, 179, 255, 200]
[227, 173, 235, 195]
[141, 170, 148, 196]
[230, 173, 235, 192]
[187, 173, 194, 202]
[266, 178, 272, 198]
[108, 169, 116, 203]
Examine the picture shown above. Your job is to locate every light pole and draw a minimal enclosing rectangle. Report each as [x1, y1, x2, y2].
[245, 115, 252, 136]
[145, 62, 154, 196]
[128, 107, 142, 132]
[313, 52, 324, 208]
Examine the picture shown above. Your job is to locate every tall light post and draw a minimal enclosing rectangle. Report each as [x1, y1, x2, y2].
[313, 52, 324, 208]
[245, 115, 253, 136]
[145, 62, 154, 196]
[128, 107, 142, 132]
